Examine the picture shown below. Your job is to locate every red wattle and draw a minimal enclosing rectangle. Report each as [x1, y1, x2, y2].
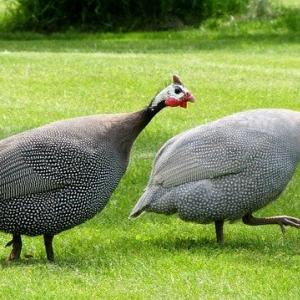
[180, 101, 187, 108]
[165, 97, 188, 108]
[165, 97, 179, 107]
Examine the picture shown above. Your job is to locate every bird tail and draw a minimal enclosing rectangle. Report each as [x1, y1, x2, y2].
[129, 186, 158, 219]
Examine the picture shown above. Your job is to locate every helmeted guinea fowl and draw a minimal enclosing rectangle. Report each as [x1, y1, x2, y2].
[130, 109, 300, 243]
[0, 75, 194, 261]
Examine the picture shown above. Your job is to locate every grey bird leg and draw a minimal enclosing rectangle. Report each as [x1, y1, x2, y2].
[44, 235, 54, 261]
[5, 234, 22, 260]
[242, 213, 300, 234]
[215, 220, 224, 244]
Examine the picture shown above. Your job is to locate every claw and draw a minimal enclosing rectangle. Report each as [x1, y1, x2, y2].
[282, 217, 300, 228]
[278, 217, 300, 235]
[5, 235, 22, 260]
[5, 240, 13, 248]
[279, 223, 286, 234]
[243, 213, 300, 234]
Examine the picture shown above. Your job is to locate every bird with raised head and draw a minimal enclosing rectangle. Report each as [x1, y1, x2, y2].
[0, 75, 194, 261]
[130, 109, 300, 244]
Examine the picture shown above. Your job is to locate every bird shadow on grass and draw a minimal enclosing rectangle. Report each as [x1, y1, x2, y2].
[0, 237, 112, 269]
[0, 250, 112, 270]
[124, 234, 300, 270]
[147, 235, 299, 254]
[0, 234, 298, 271]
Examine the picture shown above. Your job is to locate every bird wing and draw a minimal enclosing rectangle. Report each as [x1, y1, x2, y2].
[150, 126, 273, 188]
[0, 132, 98, 201]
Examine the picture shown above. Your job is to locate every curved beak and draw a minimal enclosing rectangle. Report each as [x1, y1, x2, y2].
[178, 92, 195, 108]
[184, 92, 195, 103]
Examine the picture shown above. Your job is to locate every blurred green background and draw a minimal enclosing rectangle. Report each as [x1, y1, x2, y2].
[0, 1, 299, 299]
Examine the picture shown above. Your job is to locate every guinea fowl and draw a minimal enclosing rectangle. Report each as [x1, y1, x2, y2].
[130, 109, 300, 244]
[0, 75, 194, 261]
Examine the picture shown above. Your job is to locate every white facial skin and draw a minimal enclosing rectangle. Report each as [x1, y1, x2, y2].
[150, 83, 192, 108]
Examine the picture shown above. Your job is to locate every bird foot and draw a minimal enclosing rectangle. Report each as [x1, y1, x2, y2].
[273, 216, 300, 234]
[243, 214, 300, 234]
[5, 235, 22, 261]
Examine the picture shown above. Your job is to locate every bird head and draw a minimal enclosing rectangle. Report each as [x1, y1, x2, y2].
[149, 75, 194, 110]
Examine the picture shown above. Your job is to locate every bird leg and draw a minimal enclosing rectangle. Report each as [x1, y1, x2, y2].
[44, 235, 55, 261]
[5, 234, 22, 261]
[215, 220, 224, 244]
[242, 213, 300, 234]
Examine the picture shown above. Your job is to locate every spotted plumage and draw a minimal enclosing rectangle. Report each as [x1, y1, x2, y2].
[130, 109, 300, 243]
[0, 75, 194, 260]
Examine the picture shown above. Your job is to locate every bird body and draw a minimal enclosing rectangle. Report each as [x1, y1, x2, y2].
[0, 75, 194, 260]
[130, 109, 300, 241]
[0, 113, 138, 236]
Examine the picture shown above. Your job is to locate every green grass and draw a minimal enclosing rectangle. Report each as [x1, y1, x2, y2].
[0, 8, 300, 300]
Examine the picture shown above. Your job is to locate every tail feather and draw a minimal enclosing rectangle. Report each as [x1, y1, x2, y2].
[129, 187, 157, 219]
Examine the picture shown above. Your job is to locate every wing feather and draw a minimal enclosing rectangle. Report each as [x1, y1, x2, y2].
[0, 132, 96, 201]
[150, 126, 267, 188]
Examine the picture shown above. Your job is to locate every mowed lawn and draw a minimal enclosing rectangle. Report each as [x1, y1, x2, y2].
[0, 25, 300, 299]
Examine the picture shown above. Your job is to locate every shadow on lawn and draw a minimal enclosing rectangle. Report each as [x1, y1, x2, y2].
[0, 5, 298, 53]
[0, 231, 298, 269]
[148, 234, 299, 254]
[0, 30, 299, 53]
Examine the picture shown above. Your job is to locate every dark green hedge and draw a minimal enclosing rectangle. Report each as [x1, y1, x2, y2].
[9, 0, 249, 31]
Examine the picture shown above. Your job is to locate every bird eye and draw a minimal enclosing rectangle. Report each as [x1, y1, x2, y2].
[174, 87, 182, 94]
